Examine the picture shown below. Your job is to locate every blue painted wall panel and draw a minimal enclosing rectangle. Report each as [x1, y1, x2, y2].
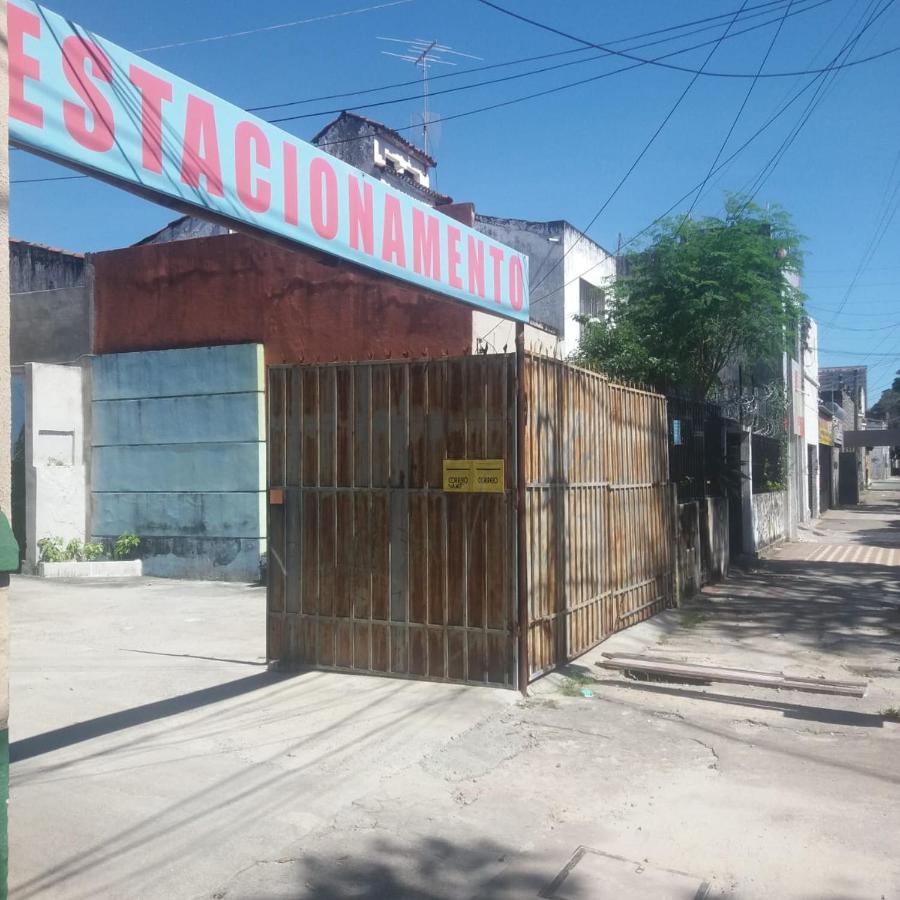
[92, 344, 264, 401]
[91, 344, 266, 580]
[93, 443, 266, 493]
[92, 492, 264, 539]
[93, 393, 264, 446]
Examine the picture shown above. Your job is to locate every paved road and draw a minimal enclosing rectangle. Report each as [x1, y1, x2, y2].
[8, 481, 900, 899]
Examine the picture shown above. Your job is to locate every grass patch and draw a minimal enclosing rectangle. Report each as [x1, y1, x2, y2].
[559, 673, 599, 697]
[680, 608, 709, 628]
[880, 707, 900, 721]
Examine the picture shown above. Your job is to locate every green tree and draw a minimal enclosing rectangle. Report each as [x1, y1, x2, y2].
[574, 196, 805, 397]
[869, 371, 900, 428]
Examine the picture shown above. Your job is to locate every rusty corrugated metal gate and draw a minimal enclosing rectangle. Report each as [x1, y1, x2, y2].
[267, 355, 517, 687]
[524, 356, 673, 680]
[267, 353, 672, 689]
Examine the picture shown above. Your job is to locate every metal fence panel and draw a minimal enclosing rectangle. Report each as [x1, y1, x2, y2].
[268, 356, 518, 687]
[524, 356, 673, 680]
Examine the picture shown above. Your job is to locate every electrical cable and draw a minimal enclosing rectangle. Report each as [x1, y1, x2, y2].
[475, 0, 897, 79]
[13, 2, 898, 184]
[679, 0, 797, 226]
[526, 2, 754, 297]
[265, 0, 835, 123]
[530, 0, 894, 311]
[826, 145, 900, 326]
[136, 1, 415, 53]
[734, 0, 893, 209]
[249, 0, 824, 113]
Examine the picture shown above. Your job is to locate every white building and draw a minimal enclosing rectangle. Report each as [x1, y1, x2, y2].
[472, 216, 615, 355]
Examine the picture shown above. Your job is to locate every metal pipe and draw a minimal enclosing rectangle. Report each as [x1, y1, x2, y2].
[515, 323, 529, 695]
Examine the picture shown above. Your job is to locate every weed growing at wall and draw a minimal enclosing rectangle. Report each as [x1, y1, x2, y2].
[113, 533, 141, 561]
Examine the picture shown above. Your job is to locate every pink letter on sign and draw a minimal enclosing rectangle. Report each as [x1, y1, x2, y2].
[412, 209, 441, 281]
[508, 256, 525, 311]
[310, 157, 339, 240]
[467, 236, 485, 298]
[129, 65, 173, 174]
[235, 121, 272, 214]
[9, 4, 43, 127]
[180, 95, 224, 196]
[381, 195, 407, 267]
[447, 227, 463, 290]
[62, 37, 115, 152]
[488, 246, 505, 303]
[348, 175, 374, 255]
[283, 143, 299, 226]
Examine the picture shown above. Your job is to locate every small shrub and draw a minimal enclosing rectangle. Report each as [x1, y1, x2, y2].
[82, 542, 104, 561]
[113, 533, 141, 560]
[37, 536, 66, 563]
[65, 538, 84, 561]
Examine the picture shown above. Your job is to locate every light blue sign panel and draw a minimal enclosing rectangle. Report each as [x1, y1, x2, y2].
[7, 0, 529, 321]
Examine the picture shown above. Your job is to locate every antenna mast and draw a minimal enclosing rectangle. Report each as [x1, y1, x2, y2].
[378, 37, 482, 157]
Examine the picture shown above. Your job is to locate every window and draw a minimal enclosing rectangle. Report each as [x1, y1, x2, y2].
[579, 279, 605, 318]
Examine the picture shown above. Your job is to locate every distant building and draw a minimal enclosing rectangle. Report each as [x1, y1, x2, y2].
[820, 365, 868, 502]
[311, 111, 451, 207]
[473, 216, 614, 354]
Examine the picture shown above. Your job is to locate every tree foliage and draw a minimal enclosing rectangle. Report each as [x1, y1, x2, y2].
[574, 196, 805, 397]
[869, 370, 900, 428]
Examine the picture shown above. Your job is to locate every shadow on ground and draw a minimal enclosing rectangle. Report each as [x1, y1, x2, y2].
[271, 836, 548, 900]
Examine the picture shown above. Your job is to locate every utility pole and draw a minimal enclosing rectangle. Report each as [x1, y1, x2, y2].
[0, 3, 11, 893]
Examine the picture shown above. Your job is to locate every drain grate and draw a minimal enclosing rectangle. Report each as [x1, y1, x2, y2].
[540, 846, 710, 900]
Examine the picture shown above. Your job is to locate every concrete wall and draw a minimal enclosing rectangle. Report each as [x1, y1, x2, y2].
[471, 312, 561, 356]
[561, 223, 616, 353]
[676, 500, 702, 600]
[92, 344, 266, 581]
[10, 240, 93, 366]
[752, 490, 787, 551]
[802, 319, 820, 519]
[311, 112, 445, 206]
[24, 363, 87, 568]
[700, 497, 729, 583]
[474, 216, 568, 337]
[472, 216, 615, 352]
[91, 233, 473, 365]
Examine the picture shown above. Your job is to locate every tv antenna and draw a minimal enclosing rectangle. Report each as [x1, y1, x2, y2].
[377, 37, 482, 157]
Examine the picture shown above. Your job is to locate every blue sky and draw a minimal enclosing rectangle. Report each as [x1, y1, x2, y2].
[9, 0, 900, 401]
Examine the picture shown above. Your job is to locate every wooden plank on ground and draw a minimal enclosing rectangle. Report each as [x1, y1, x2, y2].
[597, 653, 867, 697]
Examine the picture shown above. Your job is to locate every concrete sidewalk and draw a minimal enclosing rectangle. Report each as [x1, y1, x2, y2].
[8, 481, 900, 899]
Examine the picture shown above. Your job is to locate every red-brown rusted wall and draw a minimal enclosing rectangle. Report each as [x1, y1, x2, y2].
[92, 233, 473, 364]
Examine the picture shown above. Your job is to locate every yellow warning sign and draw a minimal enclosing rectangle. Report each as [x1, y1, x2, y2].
[442, 459, 505, 493]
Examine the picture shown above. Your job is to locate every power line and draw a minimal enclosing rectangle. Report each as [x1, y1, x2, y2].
[692, 0, 863, 206]
[738, 0, 891, 205]
[806, 303, 900, 317]
[527, 2, 753, 297]
[679, 0, 796, 225]
[530, 0, 894, 310]
[10, 174, 88, 184]
[13, 2, 899, 184]
[817, 347, 900, 356]
[136, 1, 415, 53]
[263, 0, 837, 122]
[475, 0, 899, 79]
[9, 0, 824, 185]
[826, 144, 900, 325]
[249, 0, 821, 113]
[818, 319, 900, 330]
